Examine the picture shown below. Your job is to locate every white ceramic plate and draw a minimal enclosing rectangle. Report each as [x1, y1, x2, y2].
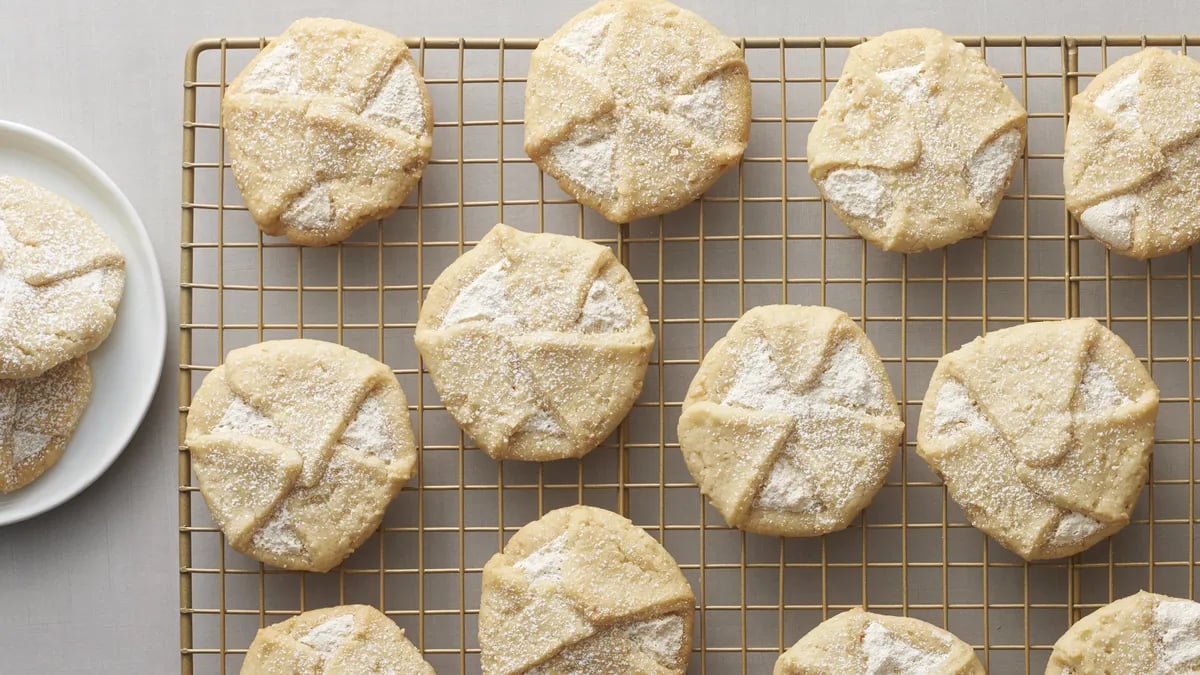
[0, 120, 165, 526]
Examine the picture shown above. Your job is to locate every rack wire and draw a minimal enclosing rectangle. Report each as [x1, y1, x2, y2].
[180, 34, 1200, 674]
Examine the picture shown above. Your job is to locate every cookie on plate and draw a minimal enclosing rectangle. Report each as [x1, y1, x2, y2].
[414, 223, 654, 461]
[186, 339, 417, 572]
[678, 305, 904, 536]
[0, 357, 91, 493]
[807, 28, 1027, 252]
[1046, 591, 1200, 674]
[242, 604, 434, 674]
[524, 0, 750, 223]
[479, 505, 694, 674]
[0, 176, 125, 379]
[917, 318, 1158, 560]
[774, 608, 983, 674]
[1064, 48, 1200, 258]
[223, 18, 434, 246]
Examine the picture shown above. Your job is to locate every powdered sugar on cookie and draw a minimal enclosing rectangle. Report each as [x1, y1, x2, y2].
[822, 169, 891, 225]
[1154, 598, 1200, 673]
[299, 613, 356, 654]
[579, 278, 632, 332]
[515, 532, 571, 586]
[1080, 194, 1138, 250]
[213, 396, 277, 438]
[252, 504, 304, 557]
[878, 65, 929, 104]
[340, 394, 399, 461]
[548, 126, 617, 200]
[1094, 72, 1141, 129]
[670, 75, 726, 137]
[1078, 361, 1132, 412]
[363, 60, 428, 136]
[932, 380, 994, 435]
[862, 621, 951, 674]
[443, 260, 513, 327]
[242, 40, 302, 95]
[966, 129, 1022, 205]
[1049, 511, 1105, 547]
[555, 13, 613, 65]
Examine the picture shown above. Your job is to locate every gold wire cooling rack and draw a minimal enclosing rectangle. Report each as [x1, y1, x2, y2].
[180, 34, 1200, 674]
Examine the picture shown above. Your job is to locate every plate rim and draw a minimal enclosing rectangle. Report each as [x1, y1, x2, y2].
[0, 119, 167, 527]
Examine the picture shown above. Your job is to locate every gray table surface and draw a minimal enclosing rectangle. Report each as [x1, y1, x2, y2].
[0, 0, 1195, 672]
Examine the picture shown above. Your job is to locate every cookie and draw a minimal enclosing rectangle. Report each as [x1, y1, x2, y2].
[414, 223, 654, 461]
[242, 604, 434, 674]
[186, 339, 417, 572]
[478, 505, 694, 674]
[0, 176, 125, 379]
[524, 0, 750, 223]
[0, 356, 91, 492]
[774, 608, 983, 674]
[223, 18, 434, 246]
[917, 318, 1158, 560]
[807, 28, 1027, 252]
[1064, 48, 1200, 258]
[678, 305, 904, 536]
[1046, 591, 1200, 674]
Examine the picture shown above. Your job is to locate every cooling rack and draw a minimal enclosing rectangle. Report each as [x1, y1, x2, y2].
[180, 34, 1200, 674]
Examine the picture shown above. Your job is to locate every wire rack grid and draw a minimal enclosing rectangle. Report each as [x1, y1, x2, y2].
[180, 33, 1200, 674]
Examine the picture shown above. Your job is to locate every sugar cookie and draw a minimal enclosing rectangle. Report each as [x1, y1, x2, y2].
[1046, 591, 1200, 674]
[917, 318, 1157, 560]
[775, 608, 983, 674]
[808, 28, 1027, 252]
[1065, 48, 1200, 258]
[678, 305, 904, 536]
[0, 176, 124, 379]
[524, 0, 750, 223]
[0, 357, 91, 492]
[479, 505, 693, 674]
[186, 339, 417, 572]
[415, 224, 654, 461]
[242, 604, 434, 674]
[223, 18, 434, 246]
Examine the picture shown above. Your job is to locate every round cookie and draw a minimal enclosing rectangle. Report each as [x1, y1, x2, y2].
[774, 608, 983, 674]
[0, 356, 91, 492]
[223, 18, 434, 246]
[807, 28, 1027, 252]
[414, 223, 654, 461]
[524, 0, 750, 223]
[916, 318, 1158, 561]
[0, 176, 125, 379]
[242, 604, 434, 674]
[479, 505, 694, 674]
[1064, 48, 1200, 258]
[678, 305, 904, 537]
[1046, 591, 1200, 674]
[185, 339, 417, 572]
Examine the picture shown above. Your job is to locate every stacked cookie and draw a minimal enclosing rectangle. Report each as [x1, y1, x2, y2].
[0, 176, 125, 493]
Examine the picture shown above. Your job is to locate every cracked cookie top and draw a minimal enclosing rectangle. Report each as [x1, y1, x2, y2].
[917, 318, 1158, 561]
[414, 223, 654, 461]
[222, 18, 434, 246]
[186, 339, 417, 572]
[523, 0, 750, 223]
[479, 505, 694, 675]
[807, 28, 1027, 252]
[1064, 48, 1200, 258]
[678, 304, 904, 537]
